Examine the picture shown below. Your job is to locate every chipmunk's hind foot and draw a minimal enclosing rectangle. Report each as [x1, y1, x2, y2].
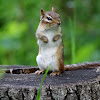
[50, 71, 61, 76]
[35, 70, 45, 74]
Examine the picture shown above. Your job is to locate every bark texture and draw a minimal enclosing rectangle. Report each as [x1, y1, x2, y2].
[0, 63, 100, 100]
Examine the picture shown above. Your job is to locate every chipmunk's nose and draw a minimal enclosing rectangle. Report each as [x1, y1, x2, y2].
[57, 21, 61, 25]
[57, 22, 61, 25]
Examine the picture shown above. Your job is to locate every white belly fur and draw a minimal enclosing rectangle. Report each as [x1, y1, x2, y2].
[36, 30, 62, 71]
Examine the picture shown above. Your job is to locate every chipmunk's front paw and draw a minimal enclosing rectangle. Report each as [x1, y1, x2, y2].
[41, 36, 48, 43]
[35, 70, 45, 74]
[53, 34, 61, 42]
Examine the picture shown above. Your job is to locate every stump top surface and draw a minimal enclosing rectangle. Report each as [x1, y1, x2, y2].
[0, 65, 100, 87]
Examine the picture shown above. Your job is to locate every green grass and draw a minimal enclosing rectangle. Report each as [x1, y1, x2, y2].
[37, 65, 50, 100]
[69, 18, 76, 64]
[0, 69, 5, 78]
[69, 0, 77, 64]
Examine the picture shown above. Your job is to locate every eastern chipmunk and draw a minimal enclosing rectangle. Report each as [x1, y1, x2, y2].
[35, 7, 64, 76]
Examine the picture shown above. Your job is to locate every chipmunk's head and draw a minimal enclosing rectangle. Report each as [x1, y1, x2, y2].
[40, 7, 61, 29]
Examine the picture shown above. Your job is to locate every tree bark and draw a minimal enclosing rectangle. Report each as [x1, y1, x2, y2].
[0, 62, 100, 100]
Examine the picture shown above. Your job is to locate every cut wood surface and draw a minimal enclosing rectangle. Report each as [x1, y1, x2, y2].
[0, 62, 100, 100]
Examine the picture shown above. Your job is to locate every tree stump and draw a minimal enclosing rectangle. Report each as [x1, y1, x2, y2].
[0, 62, 100, 100]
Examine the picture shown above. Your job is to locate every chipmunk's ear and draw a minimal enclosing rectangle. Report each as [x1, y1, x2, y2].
[41, 9, 45, 15]
[52, 7, 55, 12]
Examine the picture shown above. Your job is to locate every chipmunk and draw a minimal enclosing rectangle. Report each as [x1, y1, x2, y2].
[35, 7, 100, 76]
[35, 7, 64, 76]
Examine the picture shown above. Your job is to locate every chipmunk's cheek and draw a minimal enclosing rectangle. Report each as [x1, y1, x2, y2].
[42, 20, 49, 24]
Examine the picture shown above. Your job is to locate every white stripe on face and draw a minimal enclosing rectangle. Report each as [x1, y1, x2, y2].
[44, 15, 52, 22]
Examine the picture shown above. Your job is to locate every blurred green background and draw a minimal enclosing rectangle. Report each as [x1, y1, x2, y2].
[0, 0, 100, 66]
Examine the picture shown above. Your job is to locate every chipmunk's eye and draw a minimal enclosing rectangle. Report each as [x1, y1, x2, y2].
[47, 17, 52, 20]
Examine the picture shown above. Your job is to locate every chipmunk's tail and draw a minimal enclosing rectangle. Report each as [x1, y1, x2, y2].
[64, 62, 100, 71]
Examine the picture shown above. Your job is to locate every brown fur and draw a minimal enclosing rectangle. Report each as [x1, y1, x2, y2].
[46, 11, 60, 20]
[40, 11, 61, 28]
[56, 41, 64, 72]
